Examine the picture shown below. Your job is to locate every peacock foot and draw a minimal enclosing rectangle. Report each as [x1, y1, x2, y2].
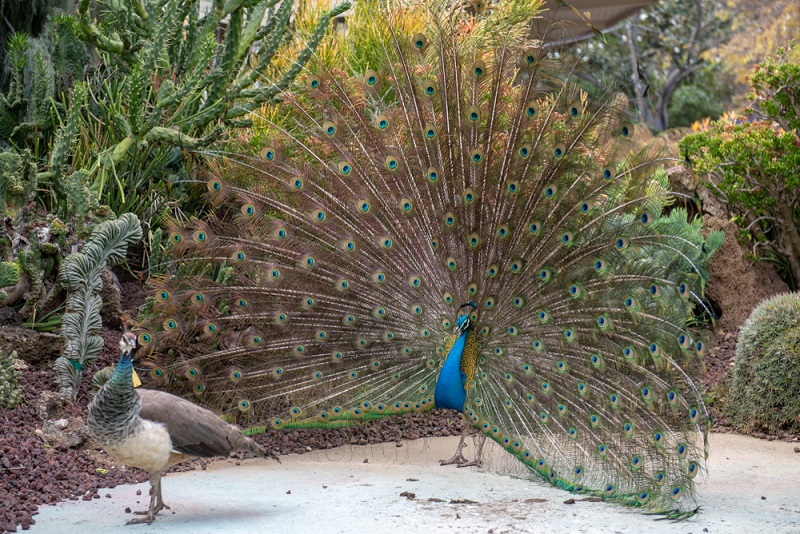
[126, 512, 156, 525]
[439, 450, 469, 466]
[456, 459, 482, 468]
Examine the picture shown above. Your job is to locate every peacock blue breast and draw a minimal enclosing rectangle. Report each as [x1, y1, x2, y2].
[434, 327, 470, 410]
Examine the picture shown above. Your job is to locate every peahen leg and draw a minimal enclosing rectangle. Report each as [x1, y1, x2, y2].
[128, 473, 167, 525]
[439, 414, 471, 466]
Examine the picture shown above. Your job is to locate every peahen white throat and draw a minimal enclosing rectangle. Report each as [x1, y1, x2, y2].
[138, 0, 723, 518]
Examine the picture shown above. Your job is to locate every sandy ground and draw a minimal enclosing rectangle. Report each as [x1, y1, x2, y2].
[30, 432, 800, 533]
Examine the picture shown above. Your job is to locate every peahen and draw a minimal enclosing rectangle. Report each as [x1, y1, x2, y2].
[138, 0, 723, 518]
[88, 333, 271, 525]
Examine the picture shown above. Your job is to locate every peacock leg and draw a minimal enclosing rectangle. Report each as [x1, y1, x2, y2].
[439, 414, 471, 466]
[457, 434, 486, 468]
[127, 475, 159, 525]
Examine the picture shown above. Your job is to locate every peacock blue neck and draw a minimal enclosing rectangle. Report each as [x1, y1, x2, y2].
[434, 325, 470, 411]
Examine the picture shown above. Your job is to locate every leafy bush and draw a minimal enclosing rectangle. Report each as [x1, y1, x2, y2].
[680, 45, 800, 287]
[728, 293, 800, 434]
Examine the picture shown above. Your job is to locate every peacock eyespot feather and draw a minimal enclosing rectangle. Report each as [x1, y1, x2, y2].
[532, 339, 543, 351]
[553, 143, 566, 158]
[695, 340, 705, 355]
[544, 185, 557, 198]
[624, 296, 638, 309]
[639, 210, 653, 225]
[446, 257, 457, 270]
[529, 221, 541, 234]
[270, 268, 281, 280]
[472, 60, 486, 77]
[679, 282, 691, 298]
[671, 487, 683, 499]
[431, 238, 440, 250]
[497, 224, 509, 238]
[373, 306, 386, 318]
[400, 198, 413, 212]
[649, 283, 662, 297]
[597, 315, 612, 330]
[408, 275, 421, 287]
[357, 200, 371, 213]
[306, 75, 320, 89]
[332, 351, 343, 361]
[303, 297, 315, 308]
[480, 325, 491, 336]
[232, 250, 246, 263]
[357, 338, 367, 348]
[526, 101, 539, 118]
[275, 227, 287, 239]
[237, 400, 251, 412]
[577, 382, 587, 395]
[556, 360, 567, 373]
[538, 310, 550, 322]
[470, 149, 484, 164]
[602, 166, 614, 180]
[426, 167, 440, 182]
[150, 367, 164, 378]
[540, 413, 548, 423]
[591, 353, 603, 368]
[420, 329, 430, 338]
[158, 290, 170, 301]
[689, 407, 701, 423]
[487, 264, 499, 278]
[563, 328, 576, 342]
[593, 258, 607, 272]
[259, 146, 279, 164]
[688, 462, 700, 478]
[623, 422, 634, 437]
[619, 121, 634, 138]
[337, 161, 352, 176]
[275, 312, 287, 323]
[615, 237, 629, 250]
[170, 232, 183, 244]
[467, 106, 480, 122]
[412, 33, 427, 50]
[322, 121, 337, 137]
[442, 319, 452, 330]
[464, 188, 476, 204]
[496, 348, 506, 358]
[444, 212, 456, 226]
[568, 101, 582, 117]
[425, 125, 437, 139]
[590, 414, 600, 427]
[365, 69, 379, 86]
[164, 319, 178, 330]
[381, 237, 393, 249]
[507, 181, 519, 194]
[622, 346, 635, 360]
[523, 47, 539, 66]
[538, 268, 552, 282]
[385, 155, 399, 170]
[376, 115, 390, 130]
[337, 279, 350, 291]
[242, 203, 256, 216]
[518, 144, 531, 158]
[341, 239, 356, 252]
[467, 282, 478, 295]
[513, 295, 526, 307]
[208, 179, 222, 192]
[312, 209, 326, 222]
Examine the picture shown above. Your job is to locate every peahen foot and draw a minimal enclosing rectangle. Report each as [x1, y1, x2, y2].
[128, 474, 169, 524]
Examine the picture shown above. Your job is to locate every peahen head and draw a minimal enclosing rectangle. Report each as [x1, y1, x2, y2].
[119, 332, 137, 361]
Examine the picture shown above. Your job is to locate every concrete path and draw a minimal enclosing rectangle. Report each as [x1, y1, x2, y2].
[31, 433, 800, 533]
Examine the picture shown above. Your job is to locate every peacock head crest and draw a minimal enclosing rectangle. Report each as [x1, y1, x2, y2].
[455, 301, 478, 333]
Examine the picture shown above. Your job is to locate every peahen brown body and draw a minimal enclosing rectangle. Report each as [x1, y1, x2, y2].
[88, 333, 270, 525]
[138, 0, 723, 518]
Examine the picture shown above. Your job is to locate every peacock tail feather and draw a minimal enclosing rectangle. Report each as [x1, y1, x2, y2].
[138, 0, 723, 516]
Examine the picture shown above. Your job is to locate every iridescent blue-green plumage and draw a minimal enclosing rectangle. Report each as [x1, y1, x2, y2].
[139, 0, 723, 517]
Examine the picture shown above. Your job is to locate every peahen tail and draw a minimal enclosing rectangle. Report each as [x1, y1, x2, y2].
[138, 0, 723, 516]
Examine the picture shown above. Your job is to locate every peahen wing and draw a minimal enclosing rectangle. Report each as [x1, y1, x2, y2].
[138, 0, 722, 516]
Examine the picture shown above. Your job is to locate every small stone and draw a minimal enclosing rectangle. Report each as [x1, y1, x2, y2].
[136, 490, 142, 496]
[564, 498, 575, 505]
[761, 496, 766, 500]
[363, 459, 369, 463]
[286, 490, 291, 494]
[125, 508, 131, 514]
[794, 447, 800, 453]
[105, 494, 111, 498]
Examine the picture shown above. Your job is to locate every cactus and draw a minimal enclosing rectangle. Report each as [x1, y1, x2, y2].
[728, 293, 800, 434]
[0, 350, 23, 410]
[54, 213, 143, 400]
[72, 0, 351, 214]
[0, 150, 37, 220]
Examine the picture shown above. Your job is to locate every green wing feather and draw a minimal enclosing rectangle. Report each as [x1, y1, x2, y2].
[138, 0, 722, 516]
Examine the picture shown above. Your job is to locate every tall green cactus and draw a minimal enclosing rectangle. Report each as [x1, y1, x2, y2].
[54, 213, 143, 400]
[74, 0, 351, 214]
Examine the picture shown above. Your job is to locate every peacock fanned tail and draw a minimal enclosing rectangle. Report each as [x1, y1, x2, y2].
[138, 0, 723, 517]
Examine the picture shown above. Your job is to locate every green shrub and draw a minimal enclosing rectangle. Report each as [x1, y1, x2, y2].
[728, 293, 800, 434]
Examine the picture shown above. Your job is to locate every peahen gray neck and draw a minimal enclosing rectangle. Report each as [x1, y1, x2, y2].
[88, 350, 141, 443]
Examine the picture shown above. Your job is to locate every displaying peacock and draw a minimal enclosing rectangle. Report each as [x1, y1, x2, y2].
[138, 0, 723, 518]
